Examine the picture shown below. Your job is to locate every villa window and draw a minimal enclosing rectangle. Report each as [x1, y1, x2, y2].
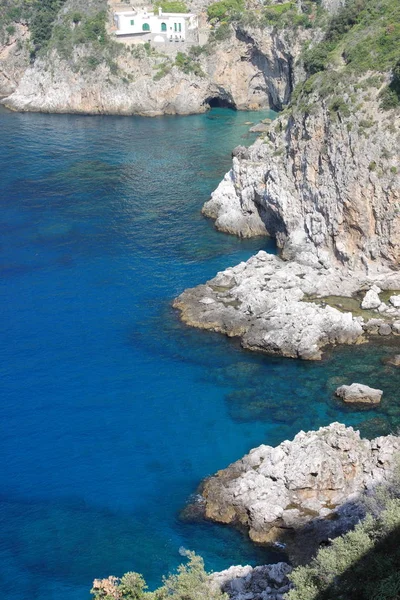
[161, 22, 167, 31]
[142, 22, 150, 31]
[130, 19, 134, 25]
[178, 23, 182, 32]
[174, 23, 177, 32]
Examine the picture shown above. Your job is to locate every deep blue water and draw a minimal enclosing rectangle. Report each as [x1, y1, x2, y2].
[1, 107, 400, 600]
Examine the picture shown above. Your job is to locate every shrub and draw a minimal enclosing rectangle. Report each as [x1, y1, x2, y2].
[303, 42, 332, 74]
[287, 466, 400, 600]
[71, 11, 82, 24]
[174, 51, 205, 76]
[207, 0, 244, 22]
[154, 1, 188, 13]
[29, 0, 67, 57]
[119, 572, 148, 599]
[328, 96, 350, 116]
[82, 11, 107, 44]
[209, 22, 232, 42]
[90, 551, 228, 600]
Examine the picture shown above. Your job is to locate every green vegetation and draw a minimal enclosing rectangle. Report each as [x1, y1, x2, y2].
[289, 0, 400, 112]
[174, 51, 205, 76]
[29, 0, 67, 56]
[262, 2, 312, 28]
[153, 60, 172, 80]
[208, 22, 232, 42]
[154, 1, 188, 13]
[207, 0, 244, 23]
[90, 550, 228, 600]
[302, 0, 400, 76]
[0, 0, 67, 53]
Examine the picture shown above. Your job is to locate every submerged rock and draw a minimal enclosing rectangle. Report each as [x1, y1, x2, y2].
[249, 123, 270, 133]
[335, 383, 383, 405]
[385, 354, 400, 367]
[199, 423, 400, 561]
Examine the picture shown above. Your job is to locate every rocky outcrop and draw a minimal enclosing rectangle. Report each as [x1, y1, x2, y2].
[335, 383, 383, 405]
[210, 563, 293, 600]
[0, 23, 30, 97]
[200, 423, 400, 561]
[202, 75, 400, 272]
[173, 250, 400, 360]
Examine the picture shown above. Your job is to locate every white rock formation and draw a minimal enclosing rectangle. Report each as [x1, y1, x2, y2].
[361, 287, 382, 310]
[335, 383, 383, 405]
[174, 251, 400, 360]
[201, 78, 400, 272]
[210, 563, 293, 600]
[389, 295, 400, 308]
[201, 423, 400, 550]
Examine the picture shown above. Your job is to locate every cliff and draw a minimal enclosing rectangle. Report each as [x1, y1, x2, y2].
[0, 0, 311, 115]
[203, 76, 400, 271]
[174, 0, 400, 359]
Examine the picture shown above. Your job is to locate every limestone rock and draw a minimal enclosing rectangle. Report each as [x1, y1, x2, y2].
[209, 563, 293, 600]
[202, 77, 400, 272]
[361, 288, 381, 310]
[175, 251, 400, 360]
[200, 423, 400, 556]
[249, 122, 270, 133]
[2, 14, 310, 116]
[385, 355, 400, 367]
[335, 383, 383, 405]
[379, 323, 392, 336]
[389, 295, 400, 308]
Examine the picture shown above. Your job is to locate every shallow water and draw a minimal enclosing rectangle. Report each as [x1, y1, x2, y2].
[1, 107, 400, 600]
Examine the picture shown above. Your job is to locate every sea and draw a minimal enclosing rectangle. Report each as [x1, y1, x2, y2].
[1, 106, 400, 600]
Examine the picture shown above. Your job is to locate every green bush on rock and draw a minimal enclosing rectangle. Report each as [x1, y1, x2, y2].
[154, 1, 188, 14]
[207, 0, 244, 23]
[91, 550, 228, 600]
[287, 467, 400, 600]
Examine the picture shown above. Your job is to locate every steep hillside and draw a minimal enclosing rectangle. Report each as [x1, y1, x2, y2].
[203, 0, 400, 271]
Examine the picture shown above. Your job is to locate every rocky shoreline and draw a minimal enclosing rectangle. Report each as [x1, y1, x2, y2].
[195, 423, 400, 564]
[173, 251, 400, 360]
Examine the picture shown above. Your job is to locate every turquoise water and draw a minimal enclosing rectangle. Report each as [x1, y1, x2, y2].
[1, 107, 400, 600]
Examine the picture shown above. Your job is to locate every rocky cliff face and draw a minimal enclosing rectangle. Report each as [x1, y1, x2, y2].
[2, 22, 306, 115]
[0, 23, 30, 97]
[0, 0, 312, 116]
[200, 423, 400, 561]
[203, 75, 400, 272]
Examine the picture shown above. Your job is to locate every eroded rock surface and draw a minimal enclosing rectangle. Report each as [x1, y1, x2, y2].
[2, 14, 307, 115]
[173, 251, 400, 360]
[202, 78, 400, 272]
[201, 423, 400, 559]
[210, 563, 293, 600]
[335, 383, 383, 405]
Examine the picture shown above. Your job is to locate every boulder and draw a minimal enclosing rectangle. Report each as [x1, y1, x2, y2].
[361, 287, 381, 310]
[389, 295, 400, 308]
[249, 122, 270, 133]
[335, 383, 382, 405]
[379, 323, 392, 336]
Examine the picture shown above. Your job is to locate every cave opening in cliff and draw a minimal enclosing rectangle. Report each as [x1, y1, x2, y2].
[206, 97, 237, 110]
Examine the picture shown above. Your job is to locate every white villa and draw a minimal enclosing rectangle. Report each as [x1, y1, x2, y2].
[114, 7, 199, 43]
